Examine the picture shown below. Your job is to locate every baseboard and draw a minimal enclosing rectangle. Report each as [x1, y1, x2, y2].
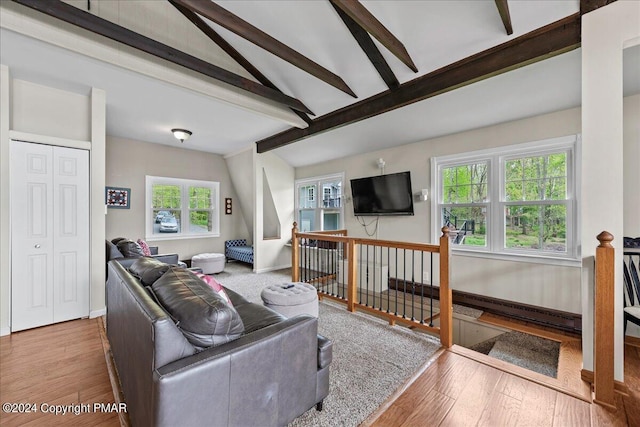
[0, 326, 10, 337]
[90, 308, 106, 318]
[255, 264, 291, 274]
[580, 369, 629, 395]
[388, 279, 582, 333]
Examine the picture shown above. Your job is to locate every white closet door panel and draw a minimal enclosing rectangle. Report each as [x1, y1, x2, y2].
[11, 141, 54, 331]
[53, 147, 90, 323]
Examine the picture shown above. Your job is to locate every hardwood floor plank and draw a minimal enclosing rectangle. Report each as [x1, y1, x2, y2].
[369, 350, 455, 427]
[553, 392, 591, 427]
[433, 352, 481, 399]
[621, 343, 640, 427]
[438, 364, 503, 426]
[477, 390, 522, 427]
[0, 318, 119, 427]
[515, 381, 557, 427]
[591, 393, 628, 426]
[557, 340, 592, 398]
[399, 388, 455, 427]
[496, 373, 529, 401]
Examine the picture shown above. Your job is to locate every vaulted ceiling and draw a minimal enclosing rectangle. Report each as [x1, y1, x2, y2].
[1, 0, 638, 167]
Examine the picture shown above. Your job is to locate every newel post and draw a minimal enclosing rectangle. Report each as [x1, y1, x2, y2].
[439, 227, 453, 348]
[594, 231, 616, 408]
[292, 222, 300, 282]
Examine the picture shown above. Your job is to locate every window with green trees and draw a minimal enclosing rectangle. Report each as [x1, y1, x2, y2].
[432, 135, 578, 260]
[146, 176, 219, 239]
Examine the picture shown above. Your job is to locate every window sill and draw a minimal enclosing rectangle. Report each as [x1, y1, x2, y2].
[451, 248, 582, 268]
[146, 233, 220, 242]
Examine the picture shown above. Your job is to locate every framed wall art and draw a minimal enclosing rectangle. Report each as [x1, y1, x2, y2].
[106, 186, 131, 209]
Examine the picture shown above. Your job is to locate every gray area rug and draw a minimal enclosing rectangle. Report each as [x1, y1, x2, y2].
[470, 331, 560, 378]
[216, 262, 442, 426]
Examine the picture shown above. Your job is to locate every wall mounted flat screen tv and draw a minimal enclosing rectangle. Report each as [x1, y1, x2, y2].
[350, 171, 414, 216]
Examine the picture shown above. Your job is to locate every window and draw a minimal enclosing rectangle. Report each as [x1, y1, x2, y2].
[146, 176, 219, 240]
[431, 136, 579, 261]
[295, 173, 344, 232]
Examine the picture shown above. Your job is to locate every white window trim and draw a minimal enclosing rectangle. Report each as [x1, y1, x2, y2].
[431, 135, 581, 267]
[295, 172, 345, 231]
[145, 175, 220, 241]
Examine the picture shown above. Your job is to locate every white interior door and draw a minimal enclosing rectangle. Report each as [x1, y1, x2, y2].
[11, 141, 89, 331]
[52, 146, 89, 323]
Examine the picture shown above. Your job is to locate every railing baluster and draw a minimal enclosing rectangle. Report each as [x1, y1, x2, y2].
[291, 224, 452, 348]
[402, 249, 407, 319]
[420, 251, 424, 325]
[394, 248, 398, 316]
[429, 252, 434, 327]
[387, 246, 391, 313]
[411, 250, 415, 321]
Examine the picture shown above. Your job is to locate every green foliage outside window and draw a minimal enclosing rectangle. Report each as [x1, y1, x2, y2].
[442, 152, 569, 252]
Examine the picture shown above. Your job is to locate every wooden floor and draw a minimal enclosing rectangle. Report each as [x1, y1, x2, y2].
[1, 318, 639, 427]
[368, 343, 640, 427]
[0, 318, 120, 427]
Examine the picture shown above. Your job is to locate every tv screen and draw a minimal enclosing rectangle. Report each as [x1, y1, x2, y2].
[350, 171, 414, 216]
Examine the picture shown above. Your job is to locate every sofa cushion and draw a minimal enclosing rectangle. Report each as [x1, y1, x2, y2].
[152, 268, 244, 348]
[106, 240, 124, 260]
[129, 257, 172, 286]
[117, 239, 145, 257]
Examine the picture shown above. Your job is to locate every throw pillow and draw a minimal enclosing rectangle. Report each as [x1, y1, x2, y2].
[129, 257, 172, 286]
[195, 273, 233, 306]
[151, 267, 244, 348]
[137, 239, 152, 256]
[116, 239, 145, 257]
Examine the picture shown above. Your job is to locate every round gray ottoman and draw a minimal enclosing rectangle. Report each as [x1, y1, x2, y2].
[191, 253, 225, 274]
[261, 282, 319, 318]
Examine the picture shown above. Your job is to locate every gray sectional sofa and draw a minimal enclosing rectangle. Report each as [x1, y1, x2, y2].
[106, 258, 332, 427]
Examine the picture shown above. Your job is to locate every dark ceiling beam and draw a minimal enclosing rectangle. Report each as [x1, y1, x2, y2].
[494, 0, 513, 35]
[11, 0, 313, 115]
[580, 0, 617, 15]
[331, 0, 417, 73]
[168, 0, 311, 124]
[330, 1, 399, 89]
[256, 13, 581, 153]
[173, 0, 356, 98]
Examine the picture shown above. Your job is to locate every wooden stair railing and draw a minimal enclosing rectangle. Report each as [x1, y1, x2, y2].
[594, 231, 616, 408]
[291, 222, 453, 348]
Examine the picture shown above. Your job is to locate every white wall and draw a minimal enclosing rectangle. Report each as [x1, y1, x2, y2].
[225, 147, 254, 244]
[254, 151, 295, 273]
[624, 94, 640, 238]
[623, 95, 640, 339]
[581, 0, 640, 381]
[0, 75, 106, 335]
[0, 65, 11, 336]
[296, 106, 583, 314]
[105, 136, 247, 259]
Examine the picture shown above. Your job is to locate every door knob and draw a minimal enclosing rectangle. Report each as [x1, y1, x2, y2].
[34, 244, 41, 249]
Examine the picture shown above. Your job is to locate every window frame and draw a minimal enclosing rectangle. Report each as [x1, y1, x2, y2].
[145, 175, 220, 241]
[431, 135, 581, 265]
[295, 173, 345, 232]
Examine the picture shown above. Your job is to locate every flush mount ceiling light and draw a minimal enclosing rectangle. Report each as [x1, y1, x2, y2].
[171, 128, 192, 143]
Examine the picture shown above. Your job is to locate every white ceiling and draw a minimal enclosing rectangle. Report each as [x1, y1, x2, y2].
[1, 1, 638, 167]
